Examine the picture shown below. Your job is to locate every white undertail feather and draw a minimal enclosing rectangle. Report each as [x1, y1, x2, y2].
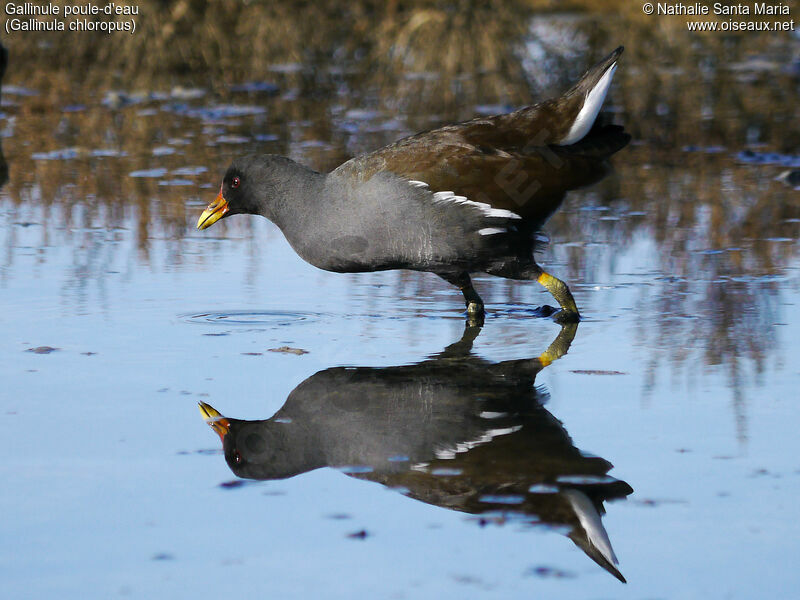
[559, 63, 618, 146]
[564, 489, 619, 566]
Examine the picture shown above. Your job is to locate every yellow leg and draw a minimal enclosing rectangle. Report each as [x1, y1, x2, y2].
[537, 271, 580, 320]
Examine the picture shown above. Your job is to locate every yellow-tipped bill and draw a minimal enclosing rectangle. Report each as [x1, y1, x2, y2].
[197, 189, 229, 230]
[198, 401, 230, 441]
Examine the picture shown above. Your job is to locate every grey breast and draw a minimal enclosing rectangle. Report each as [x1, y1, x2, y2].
[293, 172, 452, 273]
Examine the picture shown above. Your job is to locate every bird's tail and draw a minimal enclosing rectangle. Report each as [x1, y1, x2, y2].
[558, 46, 624, 146]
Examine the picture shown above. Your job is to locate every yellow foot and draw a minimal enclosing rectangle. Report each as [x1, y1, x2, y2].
[536, 271, 580, 317]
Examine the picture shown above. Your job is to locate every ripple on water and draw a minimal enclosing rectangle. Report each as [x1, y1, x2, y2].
[485, 304, 561, 319]
[181, 310, 326, 327]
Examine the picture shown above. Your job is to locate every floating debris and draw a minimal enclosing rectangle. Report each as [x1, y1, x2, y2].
[26, 346, 59, 354]
[346, 530, 369, 540]
[268, 346, 308, 355]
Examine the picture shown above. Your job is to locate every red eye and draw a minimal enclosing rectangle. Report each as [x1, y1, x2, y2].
[233, 449, 243, 464]
[231, 176, 240, 189]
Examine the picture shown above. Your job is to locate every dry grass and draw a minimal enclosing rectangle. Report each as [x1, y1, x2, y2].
[8, 0, 793, 89]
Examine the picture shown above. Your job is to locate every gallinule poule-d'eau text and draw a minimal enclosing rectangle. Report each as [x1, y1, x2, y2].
[198, 47, 630, 322]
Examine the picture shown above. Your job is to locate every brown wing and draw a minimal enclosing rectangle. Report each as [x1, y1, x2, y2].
[333, 47, 629, 227]
[334, 112, 629, 226]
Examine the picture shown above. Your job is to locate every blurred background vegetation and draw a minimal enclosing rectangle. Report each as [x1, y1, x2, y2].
[5, 0, 799, 143]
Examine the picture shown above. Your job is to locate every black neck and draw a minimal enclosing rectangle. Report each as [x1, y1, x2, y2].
[257, 158, 326, 229]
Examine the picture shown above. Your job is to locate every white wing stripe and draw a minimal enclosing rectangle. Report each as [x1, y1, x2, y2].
[410, 184, 522, 220]
[433, 425, 523, 460]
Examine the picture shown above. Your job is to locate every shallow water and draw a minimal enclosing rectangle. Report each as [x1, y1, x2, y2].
[2, 6, 800, 599]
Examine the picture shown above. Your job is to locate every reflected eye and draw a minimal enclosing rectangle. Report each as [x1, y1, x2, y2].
[231, 176, 241, 189]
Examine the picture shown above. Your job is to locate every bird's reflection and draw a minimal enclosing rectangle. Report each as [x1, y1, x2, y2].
[200, 323, 632, 582]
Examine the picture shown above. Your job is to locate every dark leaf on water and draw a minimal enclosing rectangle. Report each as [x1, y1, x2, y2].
[26, 346, 59, 354]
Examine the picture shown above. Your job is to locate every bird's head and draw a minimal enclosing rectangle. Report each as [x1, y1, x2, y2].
[196, 154, 303, 230]
[198, 401, 249, 472]
[198, 401, 312, 480]
[197, 157, 254, 230]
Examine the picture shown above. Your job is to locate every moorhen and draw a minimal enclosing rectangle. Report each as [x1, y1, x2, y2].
[198, 47, 629, 322]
